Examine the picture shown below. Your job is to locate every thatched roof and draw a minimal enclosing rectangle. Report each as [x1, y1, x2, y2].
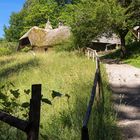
[18, 21, 71, 50]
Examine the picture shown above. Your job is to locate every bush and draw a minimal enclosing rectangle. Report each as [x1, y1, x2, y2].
[0, 41, 18, 56]
[54, 36, 76, 52]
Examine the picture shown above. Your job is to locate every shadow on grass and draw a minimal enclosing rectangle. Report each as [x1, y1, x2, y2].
[0, 58, 39, 79]
[0, 58, 16, 66]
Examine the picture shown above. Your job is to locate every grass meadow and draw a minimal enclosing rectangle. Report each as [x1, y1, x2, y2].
[0, 51, 120, 140]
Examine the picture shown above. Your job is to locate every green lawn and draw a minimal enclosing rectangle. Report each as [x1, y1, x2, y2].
[0, 51, 120, 140]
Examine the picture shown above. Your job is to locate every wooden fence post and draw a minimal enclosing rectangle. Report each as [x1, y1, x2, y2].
[27, 84, 42, 140]
[81, 127, 89, 140]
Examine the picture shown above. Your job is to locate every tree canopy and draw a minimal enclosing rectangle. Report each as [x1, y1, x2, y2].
[72, 0, 140, 56]
[4, 0, 76, 41]
[4, 0, 140, 56]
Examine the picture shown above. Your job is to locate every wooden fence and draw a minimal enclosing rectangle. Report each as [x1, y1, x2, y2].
[0, 84, 41, 140]
[82, 48, 101, 140]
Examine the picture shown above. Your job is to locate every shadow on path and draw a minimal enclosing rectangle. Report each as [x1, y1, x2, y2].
[106, 64, 140, 140]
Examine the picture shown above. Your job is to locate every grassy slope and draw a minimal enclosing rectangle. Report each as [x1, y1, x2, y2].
[123, 42, 140, 67]
[0, 51, 120, 140]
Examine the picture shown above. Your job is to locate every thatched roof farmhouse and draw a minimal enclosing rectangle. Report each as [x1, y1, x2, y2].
[17, 20, 71, 51]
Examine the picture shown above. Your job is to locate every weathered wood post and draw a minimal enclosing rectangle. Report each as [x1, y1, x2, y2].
[81, 126, 89, 140]
[27, 84, 41, 140]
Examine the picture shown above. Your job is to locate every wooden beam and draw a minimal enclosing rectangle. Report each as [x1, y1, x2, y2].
[0, 111, 28, 132]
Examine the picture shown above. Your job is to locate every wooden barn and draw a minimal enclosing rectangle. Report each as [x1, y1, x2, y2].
[90, 34, 121, 52]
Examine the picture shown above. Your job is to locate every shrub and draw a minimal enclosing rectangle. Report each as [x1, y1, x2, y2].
[0, 41, 18, 56]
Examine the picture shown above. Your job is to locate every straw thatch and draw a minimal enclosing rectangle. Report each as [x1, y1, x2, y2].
[18, 21, 71, 51]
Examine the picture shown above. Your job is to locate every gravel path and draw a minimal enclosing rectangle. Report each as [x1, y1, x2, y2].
[106, 64, 140, 140]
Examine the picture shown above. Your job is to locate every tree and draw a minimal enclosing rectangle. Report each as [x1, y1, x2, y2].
[71, 0, 110, 49]
[71, 0, 140, 57]
[4, 10, 26, 42]
[4, 0, 76, 41]
[106, 0, 140, 57]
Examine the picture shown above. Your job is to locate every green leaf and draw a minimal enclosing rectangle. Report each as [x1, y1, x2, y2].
[0, 92, 7, 100]
[42, 98, 52, 105]
[3, 102, 11, 107]
[22, 113, 28, 118]
[10, 89, 20, 98]
[24, 89, 30, 95]
[21, 102, 30, 108]
[9, 82, 15, 87]
[52, 90, 62, 99]
[11, 101, 18, 107]
[0, 85, 5, 89]
[65, 94, 70, 99]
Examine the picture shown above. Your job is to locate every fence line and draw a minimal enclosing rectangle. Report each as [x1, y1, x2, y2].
[82, 48, 101, 140]
[0, 84, 41, 140]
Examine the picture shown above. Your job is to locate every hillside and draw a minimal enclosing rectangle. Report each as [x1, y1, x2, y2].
[0, 51, 120, 140]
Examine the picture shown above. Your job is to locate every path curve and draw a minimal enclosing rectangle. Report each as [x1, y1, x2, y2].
[106, 64, 140, 140]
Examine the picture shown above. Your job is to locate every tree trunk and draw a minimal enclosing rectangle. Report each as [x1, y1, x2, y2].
[119, 29, 129, 58]
[120, 35, 126, 58]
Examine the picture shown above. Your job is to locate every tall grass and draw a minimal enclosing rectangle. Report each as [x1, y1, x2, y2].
[123, 42, 140, 67]
[0, 41, 18, 56]
[0, 51, 120, 140]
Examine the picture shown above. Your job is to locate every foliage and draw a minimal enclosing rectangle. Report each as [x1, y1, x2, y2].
[71, 0, 109, 49]
[4, 0, 76, 42]
[71, 0, 140, 56]
[3, 0, 140, 54]
[0, 41, 17, 56]
[101, 42, 140, 67]
[123, 42, 140, 67]
[0, 82, 30, 117]
[4, 10, 26, 41]
[54, 36, 75, 51]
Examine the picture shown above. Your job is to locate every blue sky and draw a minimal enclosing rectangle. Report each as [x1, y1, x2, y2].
[0, 0, 25, 38]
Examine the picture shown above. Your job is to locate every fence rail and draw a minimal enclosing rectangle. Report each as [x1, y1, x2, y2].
[82, 48, 101, 140]
[0, 84, 41, 140]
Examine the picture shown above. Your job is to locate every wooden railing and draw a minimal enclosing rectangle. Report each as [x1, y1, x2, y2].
[82, 48, 100, 140]
[0, 84, 41, 140]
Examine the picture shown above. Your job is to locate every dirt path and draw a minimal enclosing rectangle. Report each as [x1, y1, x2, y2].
[106, 64, 140, 140]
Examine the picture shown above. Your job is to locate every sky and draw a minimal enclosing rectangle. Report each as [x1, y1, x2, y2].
[0, 0, 25, 38]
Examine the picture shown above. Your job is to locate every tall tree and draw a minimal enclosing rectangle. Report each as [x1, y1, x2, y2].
[72, 0, 140, 57]
[106, 0, 140, 57]
[4, 10, 26, 41]
[4, 0, 76, 41]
